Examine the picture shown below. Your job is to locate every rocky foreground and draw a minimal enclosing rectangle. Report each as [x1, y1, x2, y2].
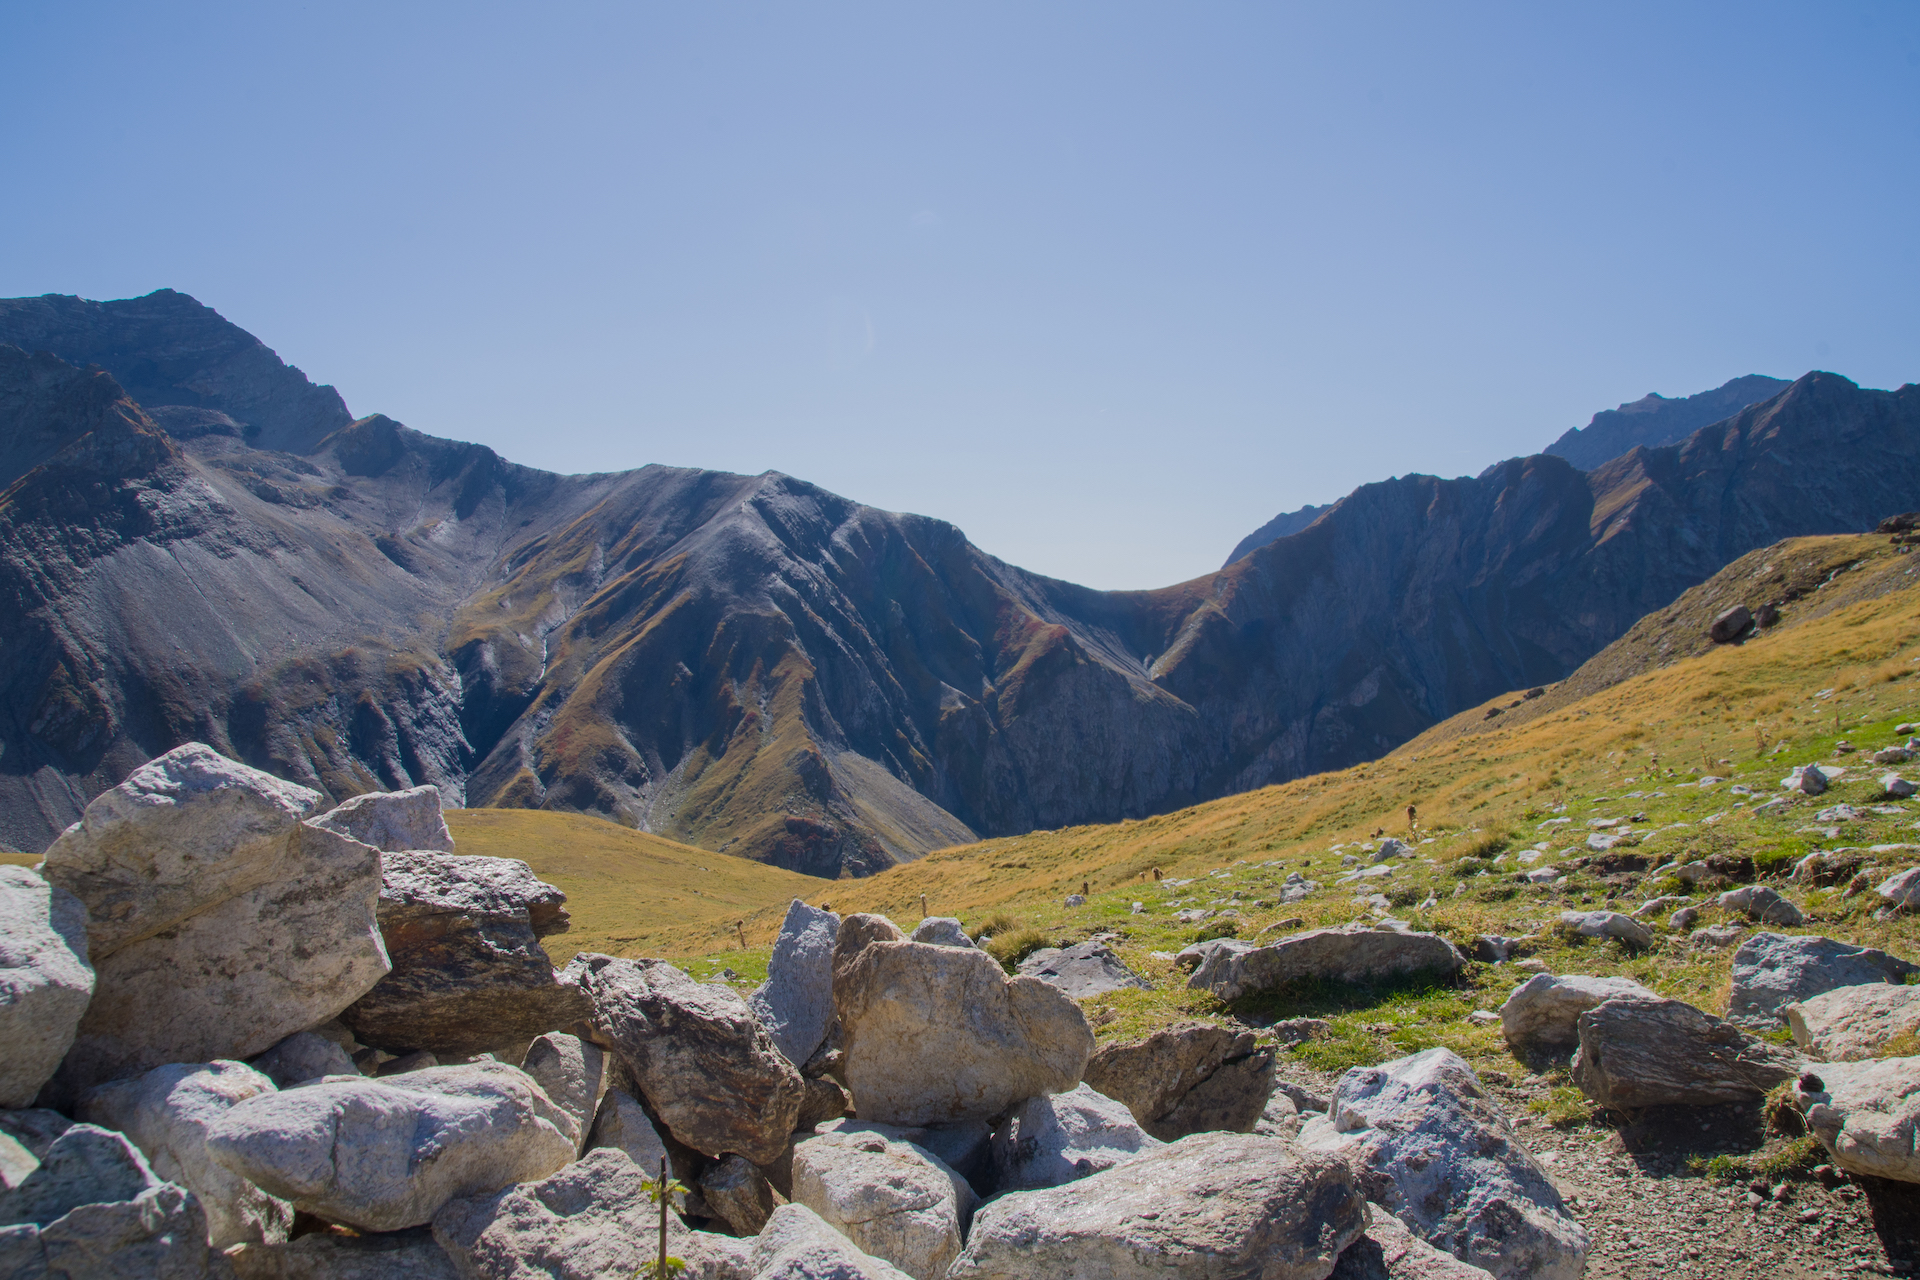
[9, 745, 1920, 1277]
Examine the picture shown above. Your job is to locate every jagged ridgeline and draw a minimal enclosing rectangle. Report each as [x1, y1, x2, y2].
[2, 289, 1917, 874]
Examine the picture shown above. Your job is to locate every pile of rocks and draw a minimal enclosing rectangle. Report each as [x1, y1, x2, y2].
[4, 745, 1604, 1279]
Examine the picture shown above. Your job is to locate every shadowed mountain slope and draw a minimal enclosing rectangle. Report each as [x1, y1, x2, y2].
[1, 292, 1913, 876]
[1222, 502, 1333, 567]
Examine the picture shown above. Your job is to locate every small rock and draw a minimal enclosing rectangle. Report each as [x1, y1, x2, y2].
[749, 899, 843, 1069]
[1782, 764, 1830, 796]
[1570, 996, 1801, 1108]
[1885, 774, 1919, 799]
[1063, 894, 1086, 908]
[751, 1203, 913, 1280]
[248, 1031, 358, 1088]
[1709, 605, 1752, 643]
[1330, 1208, 1500, 1278]
[310, 784, 454, 854]
[0, 1122, 160, 1228]
[519, 1032, 607, 1155]
[584, 1087, 669, 1179]
[908, 918, 975, 949]
[1717, 886, 1805, 926]
[1498, 973, 1655, 1054]
[1016, 941, 1150, 999]
[991, 1083, 1163, 1191]
[702, 1154, 776, 1236]
[1689, 923, 1746, 949]
[1082, 1021, 1275, 1141]
[1554, 910, 1654, 948]
[227, 1227, 461, 1279]
[1669, 906, 1701, 932]
[1632, 895, 1691, 920]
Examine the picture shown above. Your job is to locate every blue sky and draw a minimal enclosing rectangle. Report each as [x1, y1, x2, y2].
[3, 3, 1917, 588]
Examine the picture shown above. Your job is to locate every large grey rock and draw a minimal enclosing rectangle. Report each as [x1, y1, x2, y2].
[815, 1118, 994, 1201]
[1497, 973, 1655, 1053]
[229, 1228, 461, 1280]
[1330, 1210, 1498, 1279]
[752, 1203, 914, 1280]
[750, 899, 843, 1069]
[0, 866, 93, 1108]
[584, 1087, 671, 1180]
[1787, 983, 1920, 1061]
[1187, 926, 1463, 1001]
[579, 954, 804, 1164]
[1298, 1049, 1586, 1280]
[249, 1032, 358, 1088]
[834, 931, 1094, 1127]
[310, 785, 454, 854]
[5, 1179, 227, 1280]
[1017, 942, 1150, 999]
[78, 1059, 291, 1248]
[909, 918, 975, 949]
[792, 1126, 977, 1280]
[341, 852, 587, 1056]
[1570, 996, 1801, 1108]
[1081, 1021, 1274, 1140]
[1553, 910, 1654, 948]
[1716, 886, 1804, 926]
[39, 744, 389, 1102]
[519, 1033, 606, 1154]
[1794, 1057, 1920, 1183]
[205, 1062, 577, 1232]
[703, 1155, 776, 1237]
[1726, 932, 1920, 1029]
[0, 1123, 158, 1227]
[433, 1146, 753, 1280]
[949, 1131, 1366, 1280]
[991, 1083, 1163, 1191]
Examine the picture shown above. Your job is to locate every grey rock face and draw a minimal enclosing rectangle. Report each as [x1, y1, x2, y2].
[752, 1203, 914, 1280]
[1082, 1021, 1274, 1140]
[1570, 996, 1801, 1109]
[815, 1118, 995, 1201]
[991, 1083, 1163, 1191]
[5, 1179, 225, 1280]
[1498, 973, 1655, 1053]
[310, 785, 454, 853]
[0, 1123, 158, 1227]
[1330, 1210, 1498, 1279]
[580, 954, 804, 1164]
[1716, 886, 1804, 926]
[702, 1155, 776, 1236]
[834, 936, 1094, 1127]
[1726, 932, 1920, 1029]
[1554, 910, 1654, 947]
[432, 1147, 753, 1280]
[749, 900, 843, 1068]
[792, 1127, 977, 1280]
[0, 866, 93, 1108]
[205, 1062, 577, 1232]
[341, 852, 587, 1056]
[78, 1058, 291, 1248]
[1187, 926, 1464, 1001]
[249, 1031, 358, 1087]
[1298, 1049, 1586, 1280]
[950, 1131, 1367, 1280]
[908, 918, 975, 949]
[228, 1227, 461, 1280]
[1787, 983, 1920, 1061]
[584, 1088, 670, 1180]
[1016, 942, 1150, 999]
[519, 1033, 606, 1155]
[1794, 1057, 1920, 1184]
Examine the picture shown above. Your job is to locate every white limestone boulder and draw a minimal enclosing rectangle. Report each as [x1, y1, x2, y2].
[1787, 983, 1920, 1061]
[1080, 1020, 1276, 1140]
[1497, 973, 1655, 1054]
[78, 1058, 291, 1248]
[1553, 910, 1653, 948]
[790, 1125, 977, 1280]
[519, 1033, 606, 1155]
[1726, 931, 1919, 1029]
[1298, 1048, 1586, 1280]
[1716, 886, 1804, 927]
[310, 785, 454, 853]
[750, 900, 844, 1069]
[908, 918, 975, 949]
[751, 1203, 914, 1280]
[585, 1087, 671, 1180]
[0, 865, 93, 1108]
[991, 1083, 1163, 1191]
[1794, 1057, 1920, 1184]
[205, 1062, 577, 1232]
[1017, 942, 1151, 999]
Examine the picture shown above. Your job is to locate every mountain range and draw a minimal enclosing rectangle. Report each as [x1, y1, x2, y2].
[2, 290, 1914, 874]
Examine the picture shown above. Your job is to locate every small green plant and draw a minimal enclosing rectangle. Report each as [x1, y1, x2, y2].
[1193, 918, 1240, 943]
[969, 912, 1018, 942]
[1526, 1086, 1596, 1129]
[636, 1161, 687, 1280]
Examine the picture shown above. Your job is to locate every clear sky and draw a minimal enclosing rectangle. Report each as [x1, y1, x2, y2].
[3, 3, 1917, 589]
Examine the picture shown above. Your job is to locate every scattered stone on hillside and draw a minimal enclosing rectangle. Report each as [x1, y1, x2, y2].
[584, 1088, 669, 1180]
[1709, 605, 1752, 643]
[1716, 885, 1805, 926]
[1186, 925, 1464, 1001]
[751, 900, 844, 1069]
[1794, 1058, 1920, 1184]
[1016, 941, 1150, 999]
[1725, 932, 1920, 1028]
[949, 1131, 1366, 1280]
[1879, 867, 1920, 910]
[248, 1031, 357, 1087]
[1268, 1017, 1334, 1046]
[0, 865, 93, 1109]
[992, 1083, 1163, 1191]
[1790, 850, 1869, 886]
[432, 1147, 753, 1280]
[227, 1226, 462, 1280]
[834, 934, 1092, 1127]
[1876, 746, 1918, 764]
[1554, 910, 1654, 948]
[791, 1125, 977, 1280]
[1631, 895, 1690, 920]
[1330, 1208, 1499, 1279]
[205, 1062, 577, 1232]
[702, 1155, 776, 1237]
[1782, 764, 1830, 796]
[752, 1203, 914, 1280]
[78, 1059, 290, 1248]
[1063, 894, 1087, 908]
[519, 1033, 606, 1155]
[1470, 936, 1524, 964]
[1082, 1021, 1275, 1140]
[1570, 996, 1801, 1109]
[39, 743, 389, 1103]
[1299, 1048, 1588, 1280]
[1816, 804, 1866, 824]
[1373, 838, 1411, 862]
[579, 954, 804, 1163]
[908, 918, 974, 949]
[1670, 907, 1701, 932]
[340, 851, 588, 1056]
[310, 784, 454, 854]
[1688, 923, 1745, 949]
[0, 1128, 223, 1280]
[1498, 974, 1656, 1054]
[1884, 774, 1918, 799]
[1786, 983, 1920, 1061]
